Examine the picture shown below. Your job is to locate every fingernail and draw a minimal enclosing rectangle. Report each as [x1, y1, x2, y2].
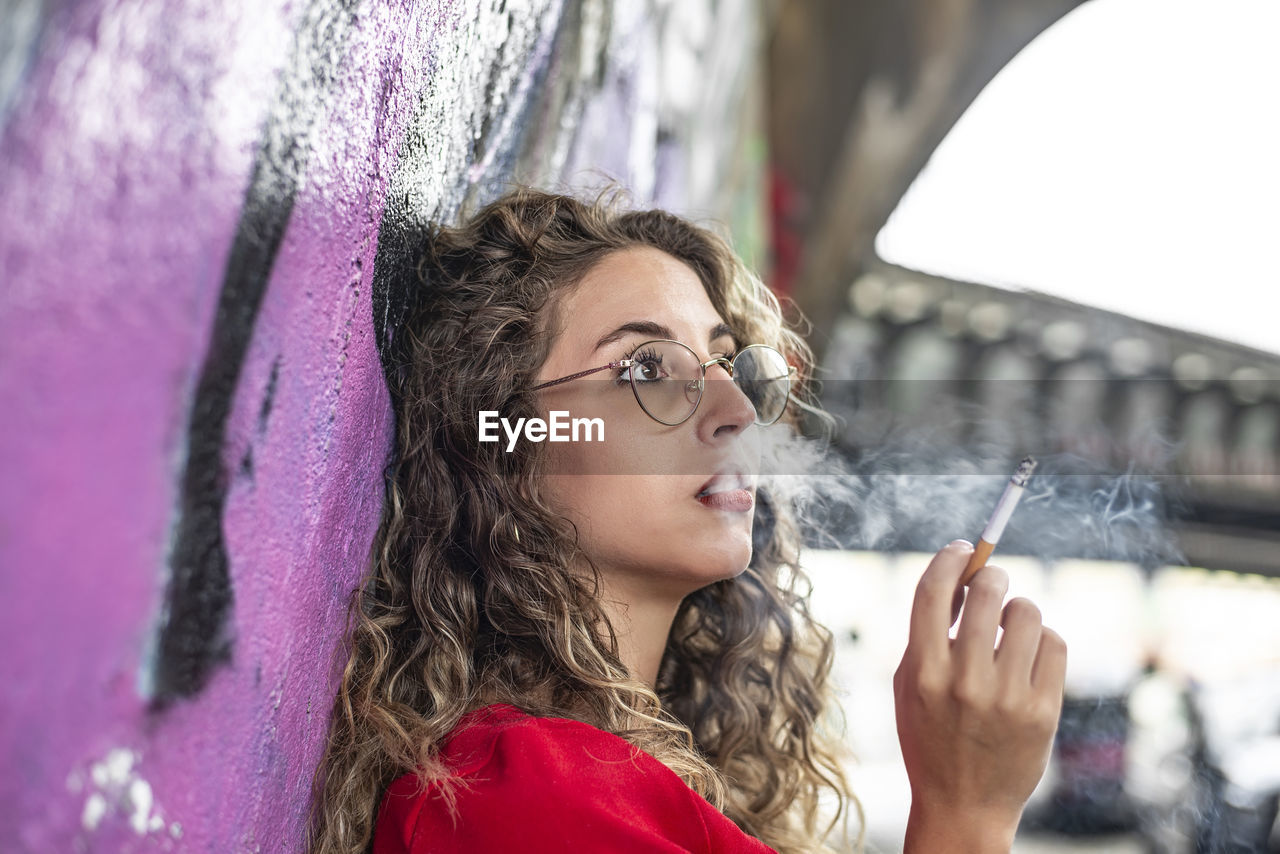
[948, 538, 973, 549]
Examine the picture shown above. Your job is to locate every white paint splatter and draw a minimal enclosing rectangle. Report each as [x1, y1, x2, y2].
[126, 778, 153, 834]
[81, 793, 107, 831]
[102, 748, 134, 787]
[76, 747, 169, 837]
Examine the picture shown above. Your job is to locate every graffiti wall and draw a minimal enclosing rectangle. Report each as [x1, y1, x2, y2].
[0, 1, 764, 850]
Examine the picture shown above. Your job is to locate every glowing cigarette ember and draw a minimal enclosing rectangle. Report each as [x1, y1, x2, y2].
[960, 457, 1037, 586]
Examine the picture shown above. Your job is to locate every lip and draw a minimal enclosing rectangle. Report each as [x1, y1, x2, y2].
[697, 489, 753, 512]
[696, 470, 757, 513]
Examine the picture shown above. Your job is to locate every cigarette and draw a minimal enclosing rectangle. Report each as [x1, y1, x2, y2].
[960, 457, 1037, 586]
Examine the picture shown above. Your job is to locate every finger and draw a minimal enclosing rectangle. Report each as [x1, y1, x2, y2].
[1031, 627, 1068, 697]
[908, 540, 973, 656]
[954, 564, 1010, 669]
[959, 539, 994, 586]
[994, 597, 1043, 686]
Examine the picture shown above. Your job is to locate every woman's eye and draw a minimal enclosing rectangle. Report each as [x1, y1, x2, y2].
[621, 361, 665, 383]
[618, 347, 666, 384]
[633, 359, 665, 382]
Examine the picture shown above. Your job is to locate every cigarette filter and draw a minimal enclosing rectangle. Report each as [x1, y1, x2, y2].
[960, 456, 1037, 585]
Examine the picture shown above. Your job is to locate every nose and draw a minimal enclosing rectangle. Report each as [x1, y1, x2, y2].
[696, 361, 757, 442]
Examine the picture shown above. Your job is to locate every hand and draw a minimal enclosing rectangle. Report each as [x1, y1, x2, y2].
[894, 540, 1067, 853]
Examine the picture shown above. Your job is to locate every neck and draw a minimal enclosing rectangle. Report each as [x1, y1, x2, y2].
[595, 578, 685, 688]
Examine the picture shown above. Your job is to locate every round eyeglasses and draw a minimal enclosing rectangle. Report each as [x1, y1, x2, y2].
[531, 339, 795, 426]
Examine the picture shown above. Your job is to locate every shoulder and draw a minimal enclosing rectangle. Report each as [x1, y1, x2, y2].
[374, 705, 773, 854]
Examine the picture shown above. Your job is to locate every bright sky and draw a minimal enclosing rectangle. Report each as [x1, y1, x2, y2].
[876, 0, 1280, 356]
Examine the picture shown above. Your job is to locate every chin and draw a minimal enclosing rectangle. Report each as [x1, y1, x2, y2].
[688, 541, 753, 589]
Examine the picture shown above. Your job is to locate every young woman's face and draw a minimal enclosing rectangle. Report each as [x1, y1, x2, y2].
[534, 247, 762, 603]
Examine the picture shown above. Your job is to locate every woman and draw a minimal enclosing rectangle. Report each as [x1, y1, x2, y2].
[309, 189, 1066, 853]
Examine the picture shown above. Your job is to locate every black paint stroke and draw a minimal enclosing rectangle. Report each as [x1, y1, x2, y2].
[259, 355, 281, 433]
[372, 0, 583, 394]
[151, 0, 358, 705]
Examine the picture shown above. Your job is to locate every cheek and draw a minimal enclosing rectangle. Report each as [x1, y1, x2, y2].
[540, 470, 682, 527]
[540, 406, 673, 477]
[539, 475, 650, 568]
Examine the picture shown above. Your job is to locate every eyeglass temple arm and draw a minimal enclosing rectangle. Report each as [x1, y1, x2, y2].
[533, 356, 795, 391]
[530, 361, 625, 391]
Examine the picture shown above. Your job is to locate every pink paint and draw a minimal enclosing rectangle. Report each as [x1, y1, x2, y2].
[0, 0, 752, 849]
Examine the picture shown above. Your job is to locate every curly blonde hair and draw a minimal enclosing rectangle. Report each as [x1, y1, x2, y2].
[308, 188, 859, 853]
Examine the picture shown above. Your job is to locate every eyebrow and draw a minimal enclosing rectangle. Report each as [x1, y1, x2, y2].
[593, 321, 738, 353]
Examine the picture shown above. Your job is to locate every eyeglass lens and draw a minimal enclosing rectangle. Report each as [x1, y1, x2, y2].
[629, 341, 790, 425]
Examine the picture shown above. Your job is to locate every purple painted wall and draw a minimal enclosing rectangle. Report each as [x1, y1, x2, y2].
[0, 1, 764, 850]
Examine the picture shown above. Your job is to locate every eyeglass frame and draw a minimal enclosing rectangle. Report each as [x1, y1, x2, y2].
[530, 338, 796, 426]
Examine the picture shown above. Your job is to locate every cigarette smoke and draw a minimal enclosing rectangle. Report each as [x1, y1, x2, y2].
[755, 416, 1185, 569]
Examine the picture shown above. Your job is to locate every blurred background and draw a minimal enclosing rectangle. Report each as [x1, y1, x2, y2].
[2, 0, 1276, 851]
[766, 1, 1280, 851]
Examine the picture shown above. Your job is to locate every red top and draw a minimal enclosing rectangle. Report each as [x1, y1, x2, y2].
[373, 703, 777, 853]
